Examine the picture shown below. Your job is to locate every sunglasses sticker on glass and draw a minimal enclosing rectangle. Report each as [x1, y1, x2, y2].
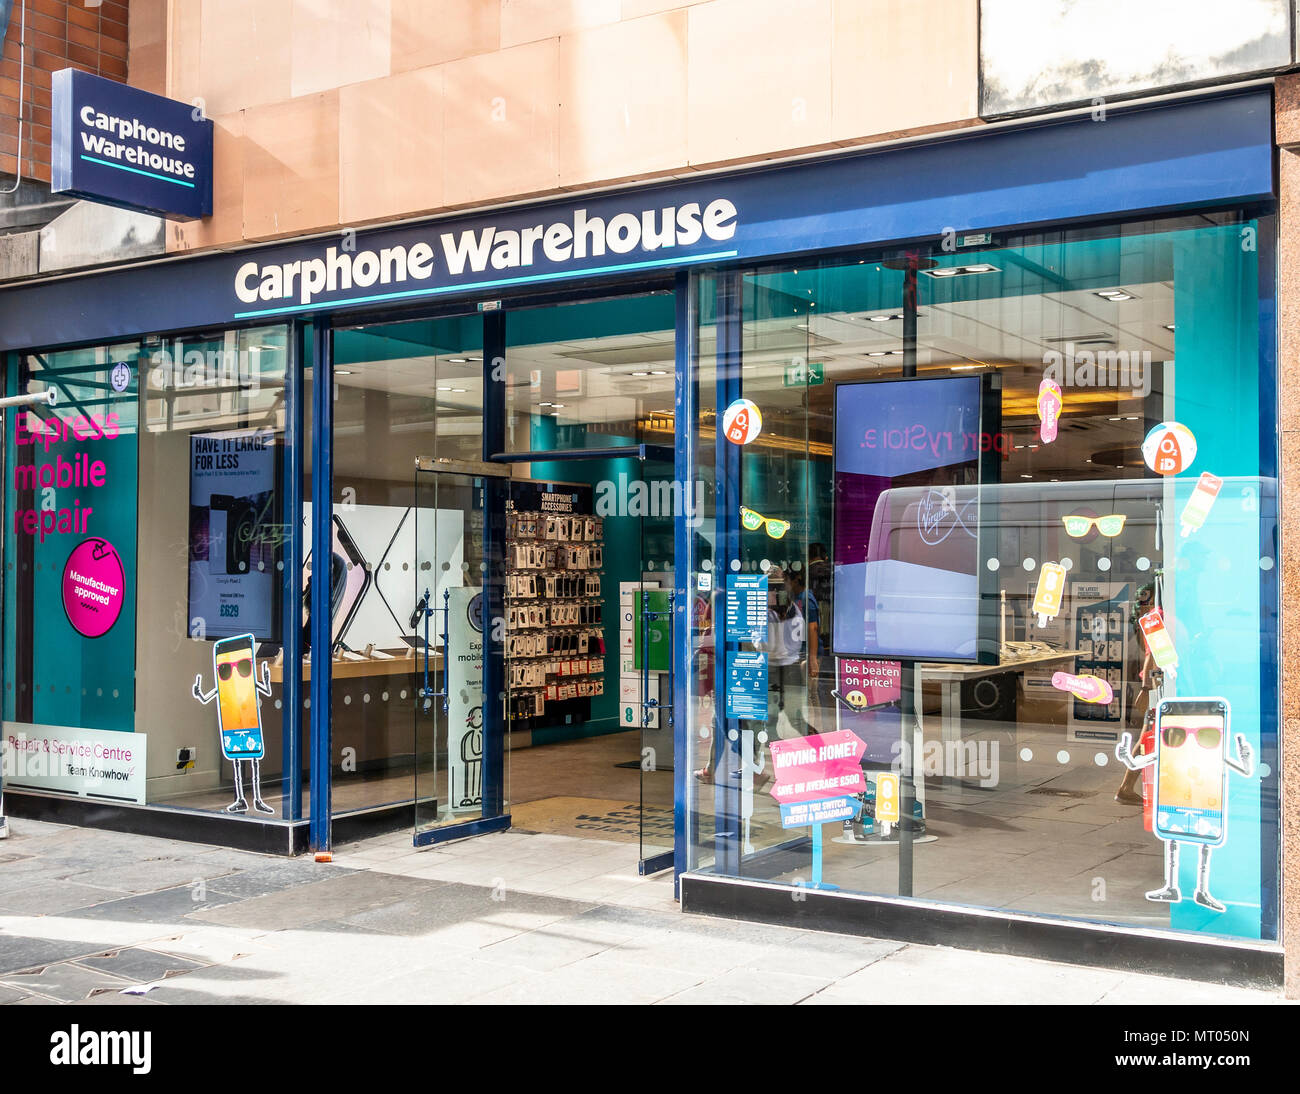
[1061, 513, 1126, 539]
[1032, 562, 1066, 627]
[1180, 472, 1223, 537]
[1138, 607, 1178, 678]
[740, 506, 789, 539]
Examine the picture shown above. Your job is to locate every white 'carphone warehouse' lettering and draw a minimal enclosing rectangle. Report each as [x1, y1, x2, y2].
[78, 105, 195, 180]
[234, 197, 739, 307]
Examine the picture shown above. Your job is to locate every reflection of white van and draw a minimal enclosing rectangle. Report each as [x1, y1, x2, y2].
[835, 476, 1277, 664]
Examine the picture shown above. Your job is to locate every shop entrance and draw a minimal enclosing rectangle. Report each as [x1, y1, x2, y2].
[408, 449, 676, 871]
[390, 288, 680, 872]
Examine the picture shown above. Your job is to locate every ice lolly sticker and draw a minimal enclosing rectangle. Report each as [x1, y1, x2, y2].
[1052, 671, 1114, 705]
[1142, 421, 1197, 476]
[1139, 608, 1179, 678]
[1180, 472, 1222, 537]
[1033, 562, 1066, 627]
[1037, 377, 1063, 444]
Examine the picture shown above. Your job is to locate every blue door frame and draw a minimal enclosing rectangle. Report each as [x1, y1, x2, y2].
[306, 290, 698, 867]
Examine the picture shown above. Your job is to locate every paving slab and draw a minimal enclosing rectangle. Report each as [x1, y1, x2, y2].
[75, 946, 207, 984]
[189, 871, 431, 931]
[1, 961, 132, 1003]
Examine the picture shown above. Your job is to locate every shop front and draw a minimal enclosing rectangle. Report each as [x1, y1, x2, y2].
[0, 88, 1281, 980]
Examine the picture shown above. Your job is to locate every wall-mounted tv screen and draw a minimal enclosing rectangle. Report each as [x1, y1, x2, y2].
[832, 375, 996, 663]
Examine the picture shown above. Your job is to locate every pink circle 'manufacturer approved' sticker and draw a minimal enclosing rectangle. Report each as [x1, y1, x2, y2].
[62, 537, 125, 638]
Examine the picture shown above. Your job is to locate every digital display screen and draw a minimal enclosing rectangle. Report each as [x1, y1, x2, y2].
[832, 376, 988, 662]
[188, 429, 279, 641]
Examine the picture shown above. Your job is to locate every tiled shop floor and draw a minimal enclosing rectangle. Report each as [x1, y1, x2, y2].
[0, 817, 1285, 1005]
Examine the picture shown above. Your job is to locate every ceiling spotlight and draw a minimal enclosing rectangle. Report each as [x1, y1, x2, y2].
[925, 264, 1000, 278]
[1164, 324, 1175, 332]
[335, 370, 352, 376]
[447, 357, 468, 363]
[1094, 289, 1137, 301]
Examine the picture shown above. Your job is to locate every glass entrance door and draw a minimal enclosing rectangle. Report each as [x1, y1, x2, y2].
[636, 455, 676, 873]
[413, 458, 509, 844]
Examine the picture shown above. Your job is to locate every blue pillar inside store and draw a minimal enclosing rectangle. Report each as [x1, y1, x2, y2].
[713, 272, 743, 875]
[672, 271, 697, 888]
[308, 320, 333, 851]
[280, 321, 306, 822]
[481, 309, 507, 820]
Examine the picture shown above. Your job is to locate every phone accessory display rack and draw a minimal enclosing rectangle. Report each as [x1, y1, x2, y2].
[505, 509, 606, 727]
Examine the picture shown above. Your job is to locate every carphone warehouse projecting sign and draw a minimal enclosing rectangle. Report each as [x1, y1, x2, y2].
[51, 68, 213, 219]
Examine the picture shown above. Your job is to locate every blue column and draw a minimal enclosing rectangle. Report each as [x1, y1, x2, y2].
[672, 270, 697, 888]
[308, 321, 333, 851]
[713, 271, 743, 876]
[480, 309, 507, 819]
[279, 321, 306, 821]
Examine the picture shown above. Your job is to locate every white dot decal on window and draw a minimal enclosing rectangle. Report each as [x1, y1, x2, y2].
[1098, 557, 1111, 572]
[699, 727, 710, 738]
[1019, 748, 1033, 762]
[1056, 750, 1070, 764]
[1061, 557, 1073, 571]
[275, 699, 282, 710]
[760, 559, 770, 571]
[1094, 752, 1108, 767]
[1022, 557, 1036, 571]
[1260, 762, 1272, 778]
[1261, 557, 1275, 571]
[1137, 556, 1151, 571]
[730, 559, 741, 572]
[727, 729, 739, 742]
[987, 558, 1000, 572]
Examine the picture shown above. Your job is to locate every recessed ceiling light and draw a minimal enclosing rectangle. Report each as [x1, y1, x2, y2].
[335, 370, 352, 375]
[866, 351, 890, 357]
[1095, 289, 1138, 301]
[1164, 324, 1175, 332]
[447, 357, 468, 363]
[649, 370, 668, 376]
[925, 264, 1000, 278]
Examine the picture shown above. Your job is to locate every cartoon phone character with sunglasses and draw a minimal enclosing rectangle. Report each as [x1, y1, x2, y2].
[1116, 698, 1252, 912]
[193, 633, 275, 815]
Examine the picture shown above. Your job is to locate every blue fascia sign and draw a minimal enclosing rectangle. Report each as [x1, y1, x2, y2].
[0, 89, 1273, 352]
[51, 68, 213, 220]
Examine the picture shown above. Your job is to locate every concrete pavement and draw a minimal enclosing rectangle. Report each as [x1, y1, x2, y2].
[0, 817, 1283, 1005]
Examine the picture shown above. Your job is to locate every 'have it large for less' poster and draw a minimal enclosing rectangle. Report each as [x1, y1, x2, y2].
[188, 429, 278, 640]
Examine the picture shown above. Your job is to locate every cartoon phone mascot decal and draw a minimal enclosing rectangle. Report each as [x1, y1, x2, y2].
[193, 633, 275, 815]
[1116, 698, 1252, 912]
